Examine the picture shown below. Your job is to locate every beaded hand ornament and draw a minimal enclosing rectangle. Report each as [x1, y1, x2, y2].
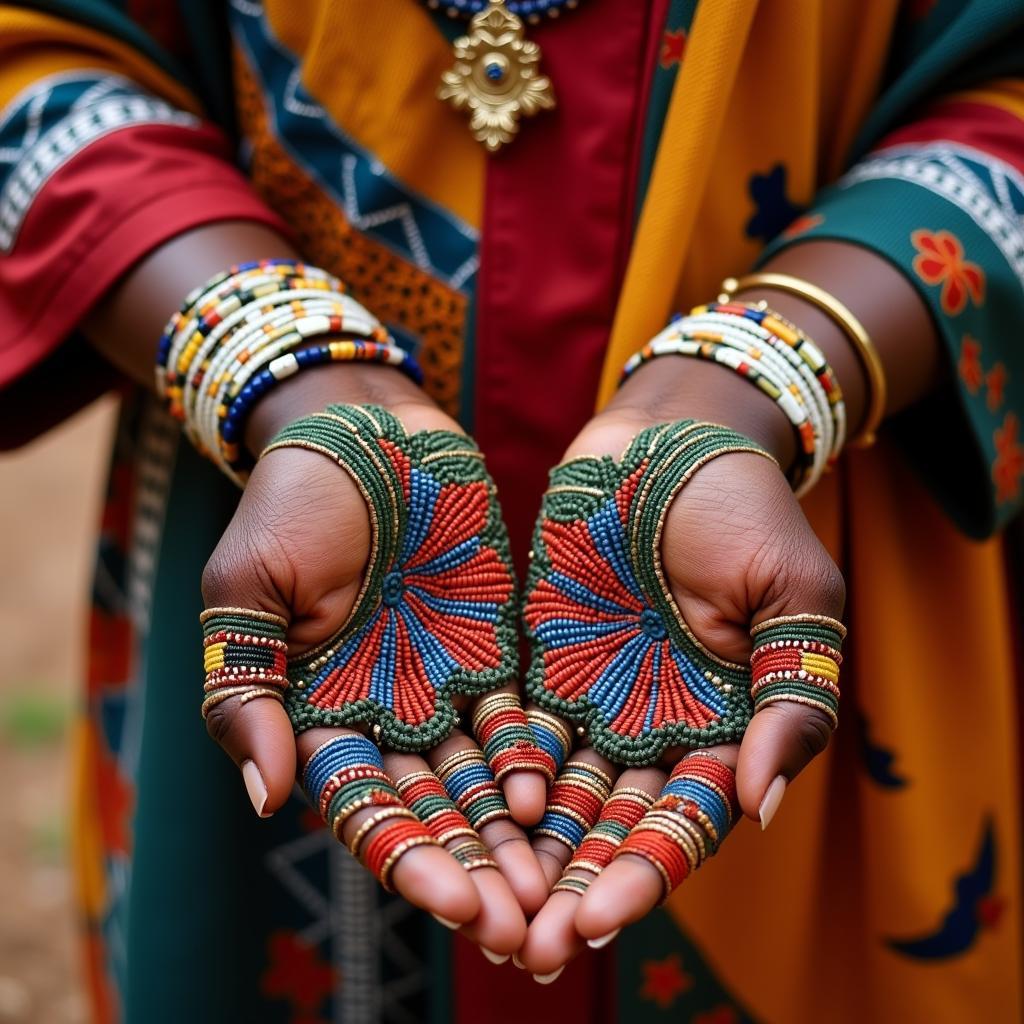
[263, 404, 518, 750]
[524, 420, 775, 766]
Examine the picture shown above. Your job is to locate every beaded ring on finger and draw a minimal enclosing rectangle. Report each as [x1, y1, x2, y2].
[435, 748, 512, 830]
[533, 760, 613, 852]
[750, 614, 846, 728]
[200, 607, 289, 719]
[526, 708, 573, 776]
[472, 691, 557, 783]
[561, 787, 654, 880]
[615, 752, 738, 901]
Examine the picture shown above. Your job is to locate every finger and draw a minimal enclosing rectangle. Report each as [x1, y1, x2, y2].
[736, 613, 846, 822]
[388, 753, 526, 958]
[524, 705, 575, 778]
[517, 768, 661, 979]
[575, 747, 739, 944]
[470, 687, 551, 826]
[298, 730, 479, 926]
[429, 730, 550, 916]
[531, 750, 617, 889]
[201, 607, 296, 815]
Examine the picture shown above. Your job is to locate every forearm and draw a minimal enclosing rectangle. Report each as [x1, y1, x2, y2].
[82, 222, 435, 456]
[606, 239, 943, 471]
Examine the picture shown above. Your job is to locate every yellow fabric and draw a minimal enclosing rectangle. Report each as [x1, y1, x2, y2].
[0, 6, 200, 113]
[952, 77, 1024, 121]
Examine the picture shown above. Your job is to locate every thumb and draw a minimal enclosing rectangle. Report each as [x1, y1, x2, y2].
[735, 558, 846, 826]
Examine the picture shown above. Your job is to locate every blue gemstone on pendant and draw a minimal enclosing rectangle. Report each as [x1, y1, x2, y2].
[485, 61, 505, 81]
[382, 571, 405, 608]
[639, 607, 667, 641]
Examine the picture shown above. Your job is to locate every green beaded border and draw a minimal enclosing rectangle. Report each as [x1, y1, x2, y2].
[525, 420, 775, 766]
[263, 404, 519, 750]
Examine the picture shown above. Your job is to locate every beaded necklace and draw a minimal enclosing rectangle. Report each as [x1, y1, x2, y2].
[427, 0, 583, 151]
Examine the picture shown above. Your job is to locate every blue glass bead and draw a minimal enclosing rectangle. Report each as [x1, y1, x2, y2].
[485, 61, 504, 82]
[382, 570, 405, 608]
[639, 607, 667, 640]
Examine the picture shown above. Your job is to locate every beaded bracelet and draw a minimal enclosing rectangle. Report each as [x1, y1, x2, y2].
[157, 260, 423, 486]
[262, 404, 518, 751]
[200, 608, 289, 719]
[615, 752, 738, 900]
[750, 613, 846, 728]
[435, 748, 512, 829]
[526, 708, 573, 775]
[472, 691, 557, 783]
[524, 420, 776, 765]
[619, 303, 845, 496]
[534, 760, 612, 851]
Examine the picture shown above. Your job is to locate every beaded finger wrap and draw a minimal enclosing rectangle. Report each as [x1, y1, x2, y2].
[395, 771, 479, 848]
[534, 760, 612, 851]
[563, 787, 654, 879]
[616, 753, 738, 900]
[435, 748, 512, 829]
[526, 708, 573, 775]
[363, 822, 439, 892]
[200, 608, 289, 719]
[620, 302, 845, 496]
[301, 735, 405, 841]
[750, 614, 846, 728]
[262, 405, 518, 751]
[552, 875, 592, 895]
[472, 692, 557, 783]
[157, 260, 422, 486]
[524, 421, 775, 766]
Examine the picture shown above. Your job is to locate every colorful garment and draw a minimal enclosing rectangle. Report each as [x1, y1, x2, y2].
[0, 0, 1022, 1021]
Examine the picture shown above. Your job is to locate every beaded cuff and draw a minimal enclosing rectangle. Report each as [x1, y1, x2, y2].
[264, 404, 518, 750]
[524, 420, 775, 765]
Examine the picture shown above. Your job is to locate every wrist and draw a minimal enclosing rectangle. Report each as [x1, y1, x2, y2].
[600, 356, 796, 470]
[244, 361, 443, 455]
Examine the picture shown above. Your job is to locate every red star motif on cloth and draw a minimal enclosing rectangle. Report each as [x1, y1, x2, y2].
[977, 896, 1006, 929]
[911, 229, 985, 316]
[262, 931, 338, 1013]
[993, 413, 1024, 504]
[985, 363, 1008, 411]
[958, 335, 983, 394]
[692, 1006, 740, 1024]
[640, 954, 693, 1009]
[661, 29, 687, 67]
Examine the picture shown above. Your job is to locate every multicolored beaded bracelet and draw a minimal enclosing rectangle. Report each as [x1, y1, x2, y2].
[262, 404, 518, 751]
[472, 691, 557, 783]
[615, 753, 738, 900]
[534, 760, 612, 851]
[525, 708, 573, 775]
[750, 613, 846, 728]
[524, 420, 776, 765]
[435, 748, 512, 830]
[200, 608, 289, 719]
[158, 261, 423, 487]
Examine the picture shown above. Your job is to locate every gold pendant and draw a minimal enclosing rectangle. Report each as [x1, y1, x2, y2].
[438, 0, 556, 153]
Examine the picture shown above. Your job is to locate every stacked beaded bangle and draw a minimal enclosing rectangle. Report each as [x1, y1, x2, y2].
[157, 259, 422, 486]
[473, 692, 558, 783]
[620, 302, 845, 495]
[534, 761, 613, 851]
[526, 709, 573, 776]
[200, 608, 289, 719]
[750, 614, 846, 728]
[615, 753, 738, 899]
[435, 748, 512, 830]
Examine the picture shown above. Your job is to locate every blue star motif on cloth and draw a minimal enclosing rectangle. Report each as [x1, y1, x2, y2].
[746, 163, 805, 243]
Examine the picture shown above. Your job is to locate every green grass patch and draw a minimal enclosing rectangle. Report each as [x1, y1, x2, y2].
[0, 690, 71, 747]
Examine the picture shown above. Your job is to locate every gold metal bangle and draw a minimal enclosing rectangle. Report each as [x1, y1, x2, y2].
[720, 272, 886, 447]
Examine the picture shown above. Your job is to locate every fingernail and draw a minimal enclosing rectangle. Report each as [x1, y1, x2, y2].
[533, 967, 565, 985]
[432, 914, 461, 931]
[587, 928, 620, 950]
[759, 775, 787, 830]
[512, 954, 525, 970]
[481, 947, 510, 965]
[241, 760, 270, 818]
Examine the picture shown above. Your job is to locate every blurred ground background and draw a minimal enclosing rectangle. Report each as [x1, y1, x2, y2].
[0, 397, 116, 1023]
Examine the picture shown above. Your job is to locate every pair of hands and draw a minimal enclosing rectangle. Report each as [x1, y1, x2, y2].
[200, 358, 845, 978]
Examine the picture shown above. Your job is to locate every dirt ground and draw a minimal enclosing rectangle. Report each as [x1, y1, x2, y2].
[0, 397, 116, 1023]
